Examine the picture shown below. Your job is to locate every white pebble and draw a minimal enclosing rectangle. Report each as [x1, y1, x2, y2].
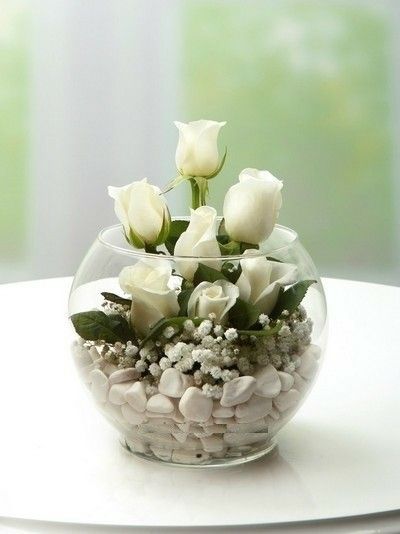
[151, 446, 172, 462]
[101, 402, 125, 424]
[220, 376, 256, 407]
[201, 435, 224, 452]
[278, 371, 295, 391]
[72, 344, 92, 367]
[214, 417, 235, 425]
[212, 402, 235, 418]
[103, 363, 118, 377]
[146, 393, 174, 414]
[125, 437, 147, 454]
[89, 369, 109, 403]
[125, 381, 147, 412]
[298, 346, 319, 380]
[269, 407, 280, 421]
[227, 419, 266, 433]
[158, 367, 193, 398]
[109, 368, 138, 385]
[171, 449, 210, 465]
[179, 387, 213, 422]
[254, 364, 281, 398]
[293, 372, 307, 393]
[273, 389, 301, 412]
[121, 403, 147, 425]
[224, 432, 268, 447]
[109, 382, 133, 405]
[235, 395, 272, 421]
[89, 346, 99, 362]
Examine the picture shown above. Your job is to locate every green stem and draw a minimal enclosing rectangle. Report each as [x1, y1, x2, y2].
[144, 244, 158, 254]
[190, 178, 200, 209]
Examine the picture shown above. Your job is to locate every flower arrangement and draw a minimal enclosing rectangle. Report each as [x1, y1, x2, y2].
[70, 120, 324, 466]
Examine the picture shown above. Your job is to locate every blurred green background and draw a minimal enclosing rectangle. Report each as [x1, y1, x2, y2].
[0, 0, 399, 284]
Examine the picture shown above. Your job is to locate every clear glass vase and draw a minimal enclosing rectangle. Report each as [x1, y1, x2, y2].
[68, 222, 327, 467]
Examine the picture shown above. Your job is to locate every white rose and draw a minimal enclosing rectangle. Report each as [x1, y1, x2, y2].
[108, 178, 170, 248]
[187, 280, 239, 324]
[175, 120, 226, 177]
[236, 250, 297, 315]
[223, 168, 283, 245]
[174, 206, 221, 281]
[119, 258, 179, 335]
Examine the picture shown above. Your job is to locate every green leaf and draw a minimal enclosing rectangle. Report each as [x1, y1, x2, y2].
[238, 321, 282, 337]
[266, 256, 283, 263]
[70, 311, 134, 343]
[139, 316, 202, 348]
[228, 298, 260, 330]
[218, 240, 241, 256]
[164, 219, 189, 254]
[178, 289, 193, 316]
[240, 242, 259, 253]
[270, 279, 317, 319]
[193, 263, 228, 286]
[221, 262, 242, 284]
[101, 292, 132, 307]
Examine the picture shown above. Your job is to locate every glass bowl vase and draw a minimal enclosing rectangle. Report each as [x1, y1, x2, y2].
[68, 222, 327, 467]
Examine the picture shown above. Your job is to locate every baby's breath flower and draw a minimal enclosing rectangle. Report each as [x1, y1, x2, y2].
[135, 360, 148, 373]
[149, 362, 162, 377]
[159, 357, 172, 370]
[125, 342, 138, 357]
[163, 326, 176, 339]
[197, 319, 213, 337]
[258, 314, 270, 327]
[224, 328, 238, 341]
[183, 319, 195, 332]
[213, 324, 224, 336]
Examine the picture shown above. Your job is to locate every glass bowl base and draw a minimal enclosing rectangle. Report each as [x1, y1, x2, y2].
[120, 436, 278, 468]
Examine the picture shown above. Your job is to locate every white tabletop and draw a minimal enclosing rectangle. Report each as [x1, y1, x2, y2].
[0, 277, 399, 533]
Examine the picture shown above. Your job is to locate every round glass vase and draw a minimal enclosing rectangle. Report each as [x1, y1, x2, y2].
[68, 222, 327, 467]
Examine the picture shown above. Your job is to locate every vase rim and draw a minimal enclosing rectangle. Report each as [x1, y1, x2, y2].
[97, 223, 299, 260]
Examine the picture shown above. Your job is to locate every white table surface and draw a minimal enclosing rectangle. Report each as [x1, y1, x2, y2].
[0, 277, 399, 533]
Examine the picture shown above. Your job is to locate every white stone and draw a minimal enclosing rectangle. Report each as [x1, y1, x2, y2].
[125, 437, 147, 454]
[141, 420, 178, 434]
[102, 402, 125, 424]
[158, 368, 193, 398]
[103, 363, 118, 377]
[214, 417, 235, 425]
[227, 419, 266, 433]
[146, 394, 174, 414]
[146, 410, 175, 419]
[121, 403, 148, 425]
[254, 364, 281, 398]
[109, 382, 133, 405]
[273, 389, 301, 412]
[72, 344, 92, 367]
[220, 376, 256, 407]
[269, 407, 280, 420]
[125, 381, 147, 412]
[202, 424, 226, 435]
[224, 432, 269, 447]
[293, 372, 307, 393]
[298, 346, 319, 380]
[212, 402, 235, 418]
[171, 449, 210, 465]
[89, 346, 100, 362]
[109, 368, 138, 385]
[172, 409, 186, 423]
[278, 371, 295, 392]
[178, 436, 203, 450]
[139, 432, 177, 448]
[150, 446, 172, 462]
[172, 431, 188, 443]
[177, 422, 191, 433]
[201, 435, 224, 453]
[89, 369, 109, 403]
[235, 395, 272, 421]
[179, 387, 213, 422]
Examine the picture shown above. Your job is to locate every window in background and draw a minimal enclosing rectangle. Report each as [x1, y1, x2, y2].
[182, 0, 398, 284]
[0, 1, 30, 265]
